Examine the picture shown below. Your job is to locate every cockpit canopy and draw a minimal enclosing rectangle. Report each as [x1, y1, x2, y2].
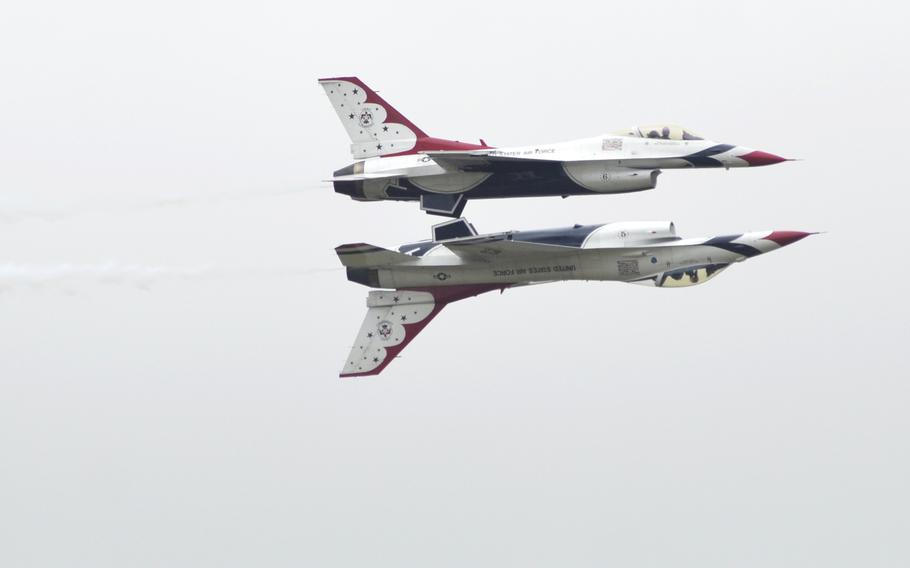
[612, 124, 704, 141]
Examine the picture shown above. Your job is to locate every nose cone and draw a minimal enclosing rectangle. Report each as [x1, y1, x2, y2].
[738, 150, 788, 167]
[763, 231, 814, 247]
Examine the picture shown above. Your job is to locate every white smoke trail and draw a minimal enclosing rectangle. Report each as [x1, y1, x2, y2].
[0, 184, 328, 224]
[0, 262, 341, 293]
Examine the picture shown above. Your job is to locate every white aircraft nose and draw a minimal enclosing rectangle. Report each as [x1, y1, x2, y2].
[740, 230, 816, 254]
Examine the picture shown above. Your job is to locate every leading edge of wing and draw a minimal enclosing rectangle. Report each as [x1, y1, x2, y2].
[441, 235, 574, 262]
[421, 150, 562, 173]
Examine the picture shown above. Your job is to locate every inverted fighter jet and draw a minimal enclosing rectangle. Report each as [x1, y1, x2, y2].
[320, 76, 789, 217]
[336, 218, 813, 377]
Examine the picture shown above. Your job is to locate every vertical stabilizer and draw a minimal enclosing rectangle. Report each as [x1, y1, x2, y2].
[318, 76, 427, 159]
[340, 285, 505, 377]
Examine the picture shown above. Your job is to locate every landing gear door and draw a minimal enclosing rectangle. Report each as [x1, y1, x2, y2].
[420, 194, 466, 218]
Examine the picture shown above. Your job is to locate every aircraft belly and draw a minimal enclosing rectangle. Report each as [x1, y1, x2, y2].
[375, 246, 753, 289]
[378, 254, 590, 288]
[676, 245, 744, 265]
[653, 158, 696, 169]
[609, 245, 744, 282]
[576, 250, 662, 281]
[464, 174, 589, 198]
[577, 248, 739, 282]
[408, 172, 491, 194]
[387, 169, 591, 200]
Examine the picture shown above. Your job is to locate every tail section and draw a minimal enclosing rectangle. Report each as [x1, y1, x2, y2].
[340, 285, 504, 377]
[319, 76, 490, 160]
[335, 242, 417, 288]
[319, 76, 427, 159]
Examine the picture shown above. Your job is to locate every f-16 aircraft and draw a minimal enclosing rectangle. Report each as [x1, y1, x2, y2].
[320, 76, 790, 217]
[336, 219, 813, 377]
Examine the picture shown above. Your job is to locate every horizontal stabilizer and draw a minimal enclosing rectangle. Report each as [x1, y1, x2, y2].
[335, 243, 415, 268]
[325, 172, 399, 182]
[341, 285, 505, 377]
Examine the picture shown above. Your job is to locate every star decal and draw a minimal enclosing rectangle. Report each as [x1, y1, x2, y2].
[353, 88, 359, 94]
[348, 113, 354, 119]
[373, 357, 379, 363]
[383, 125, 389, 132]
[376, 144, 383, 150]
[400, 315, 407, 321]
[367, 332, 373, 338]
[393, 296, 399, 303]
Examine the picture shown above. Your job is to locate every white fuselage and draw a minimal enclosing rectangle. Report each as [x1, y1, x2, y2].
[345, 134, 758, 201]
[370, 226, 783, 290]
[360, 134, 752, 177]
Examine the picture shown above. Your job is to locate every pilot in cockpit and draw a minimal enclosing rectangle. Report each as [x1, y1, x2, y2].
[647, 126, 672, 139]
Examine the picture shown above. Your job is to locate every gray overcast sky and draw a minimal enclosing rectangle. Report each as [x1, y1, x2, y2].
[1, 1, 908, 566]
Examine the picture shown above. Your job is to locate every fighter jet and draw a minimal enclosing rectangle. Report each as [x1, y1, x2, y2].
[320, 76, 790, 217]
[336, 218, 813, 377]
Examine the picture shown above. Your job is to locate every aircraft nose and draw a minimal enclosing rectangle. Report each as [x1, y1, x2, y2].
[738, 150, 788, 167]
[763, 231, 814, 247]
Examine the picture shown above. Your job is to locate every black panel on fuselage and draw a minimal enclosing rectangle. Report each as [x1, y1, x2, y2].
[384, 165, 599, 201]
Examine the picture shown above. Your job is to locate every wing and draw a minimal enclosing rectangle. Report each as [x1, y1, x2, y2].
[441, 236, 573, 263]
[340, 285, 504, 377]
[422, 150, 663, 172]
[422, 150, 562, 173]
